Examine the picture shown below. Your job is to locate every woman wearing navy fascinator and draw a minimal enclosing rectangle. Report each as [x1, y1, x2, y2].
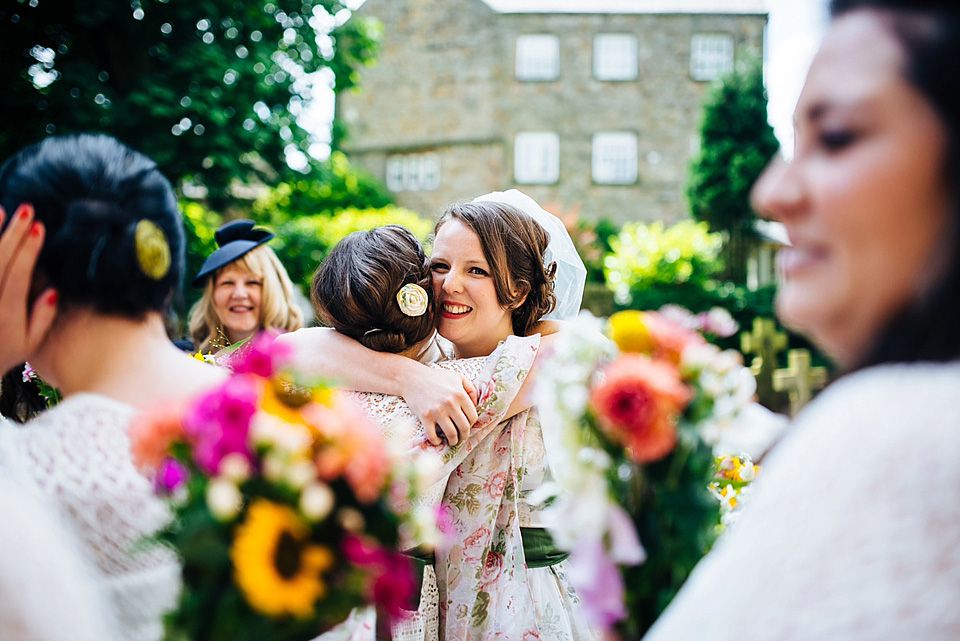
[188, 218, 302, 353]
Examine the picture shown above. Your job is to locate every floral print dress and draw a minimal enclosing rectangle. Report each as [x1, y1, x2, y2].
[347, 334, 596, 640]
[427, 335, 595, 640]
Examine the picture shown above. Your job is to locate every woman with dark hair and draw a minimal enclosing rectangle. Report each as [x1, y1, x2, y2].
[643, 2, 960, 639]
[281, 190, 595, 639]
[188, 219, 303, 353]
[0, 134, 226, 641]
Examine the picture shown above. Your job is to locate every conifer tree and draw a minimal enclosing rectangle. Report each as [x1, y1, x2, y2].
[686, 57, 779, 282]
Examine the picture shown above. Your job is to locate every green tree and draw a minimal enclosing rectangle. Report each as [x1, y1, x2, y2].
[686, 56, 779, 282]
[0, 0, 379, 208]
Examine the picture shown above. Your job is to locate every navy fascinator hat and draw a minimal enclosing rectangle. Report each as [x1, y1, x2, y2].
[191, 219, 275, 287]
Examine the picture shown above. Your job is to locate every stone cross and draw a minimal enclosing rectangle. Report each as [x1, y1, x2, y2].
[740, 317, 788, 408]
[773, 348, 829, 416]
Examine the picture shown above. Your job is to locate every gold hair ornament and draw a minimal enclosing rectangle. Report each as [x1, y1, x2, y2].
[396, 283, 428, 317]
[135, 219, 171, 280]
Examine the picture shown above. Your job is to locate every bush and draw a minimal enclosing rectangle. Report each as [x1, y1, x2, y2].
[268, 206, 434, 293]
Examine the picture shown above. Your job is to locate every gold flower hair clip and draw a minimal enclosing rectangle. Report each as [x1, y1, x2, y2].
[396, 283, 428, 317]
[134, 219, 171, 280]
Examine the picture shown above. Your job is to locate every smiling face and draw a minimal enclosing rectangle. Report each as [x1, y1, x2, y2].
[751, 10, 952, 367]
[212, 263, 263, 345]
[430, 218, 515, 358]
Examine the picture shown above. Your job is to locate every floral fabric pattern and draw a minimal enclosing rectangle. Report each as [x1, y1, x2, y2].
[351, 334, 596, 640]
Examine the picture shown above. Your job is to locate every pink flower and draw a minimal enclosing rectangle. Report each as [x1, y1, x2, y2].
[343, 535, 417, 619]
[697, 307, 739, 338]
[643, 311, 706, 366]
[183, 375, 258, 474]
[567, 539, 627, 629]
[460, 526, 491, 563]
[479, 550, 504, 588]
[590, 355, 690, 463]
[484, 471, 508, 499]
[227, 330, 291, 377]
[155, 458, 189, 494]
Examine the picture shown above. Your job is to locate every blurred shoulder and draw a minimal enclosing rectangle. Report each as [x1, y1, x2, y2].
[809, 360, 960, 415]
[782, 360, 960, 463]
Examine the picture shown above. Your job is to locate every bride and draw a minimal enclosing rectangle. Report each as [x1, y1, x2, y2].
[280, 190, 595, 639]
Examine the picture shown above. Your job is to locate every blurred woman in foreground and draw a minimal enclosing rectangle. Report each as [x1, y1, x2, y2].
[644, 2, 960, 639]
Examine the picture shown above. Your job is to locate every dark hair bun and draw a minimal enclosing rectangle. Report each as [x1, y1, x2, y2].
[0, 134, 184, 316]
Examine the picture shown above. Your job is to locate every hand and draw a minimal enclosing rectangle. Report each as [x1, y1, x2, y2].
[401, 368, 479, 446]
[0, 204, 58, 373]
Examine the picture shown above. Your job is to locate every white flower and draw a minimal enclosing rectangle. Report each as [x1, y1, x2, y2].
[396, 283, 428, 316]
[206, 478, 242, 521]
[251, 413, 312, 454]
[700, 307, 739, 337]
[284, 459, 317, 489]
[300, 482, 335, 521]
[261, 453, 285, 482]
[337, 507, 366, 532]
[219, 452, 251, 482]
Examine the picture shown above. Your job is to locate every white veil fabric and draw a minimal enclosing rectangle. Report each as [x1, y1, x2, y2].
[472, 189, 587, 322]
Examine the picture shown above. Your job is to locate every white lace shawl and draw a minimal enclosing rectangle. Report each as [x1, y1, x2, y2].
[644, 361, 960, 641]
[0, 472, 120, 641]
[0, 395, 180, 641]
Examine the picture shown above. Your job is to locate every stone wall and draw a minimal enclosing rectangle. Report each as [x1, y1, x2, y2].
[339, 0, 766, 224]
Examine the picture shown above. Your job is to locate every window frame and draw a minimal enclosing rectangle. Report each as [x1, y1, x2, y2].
[515, 34, 561, 82]
[514, 131, 560, 185]
[591, 131, 638, 185]
[593, 33, 638, 81]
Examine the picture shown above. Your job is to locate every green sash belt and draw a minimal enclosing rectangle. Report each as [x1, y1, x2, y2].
[404, 527, 568, 608]
[519, 527, 570, 568]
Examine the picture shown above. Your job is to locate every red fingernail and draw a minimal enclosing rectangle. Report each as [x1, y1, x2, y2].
[30, 221, 42, 236]
[17, 204, 33, 220]
[47, 291, 58, 306]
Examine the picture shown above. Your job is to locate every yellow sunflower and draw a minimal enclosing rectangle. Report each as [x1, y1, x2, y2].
[230, 499, 334, 618]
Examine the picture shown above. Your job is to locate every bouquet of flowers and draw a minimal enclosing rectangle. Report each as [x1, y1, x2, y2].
[535, 309, 762, 639]
[130, 333, 440, 641]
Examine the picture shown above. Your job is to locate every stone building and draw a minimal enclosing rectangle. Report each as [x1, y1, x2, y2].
[338, 0, 767, 223]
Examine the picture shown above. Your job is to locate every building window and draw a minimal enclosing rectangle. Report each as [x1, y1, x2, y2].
[690, 33, 734, 81]
[516, 35, 560, 81]
[593, 34, 638, 81]
[514, 132, 559, 184]
[385, 153, 440, 192]
[592, 132, 637, 185]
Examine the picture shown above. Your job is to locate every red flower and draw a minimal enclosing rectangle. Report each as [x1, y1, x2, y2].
[589, 355, 691, 463]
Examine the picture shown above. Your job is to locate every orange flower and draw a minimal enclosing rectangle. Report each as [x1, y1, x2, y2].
[590, 355, 691, 463]
[129, 402, 186, 472]
[305, 397, 390, 503]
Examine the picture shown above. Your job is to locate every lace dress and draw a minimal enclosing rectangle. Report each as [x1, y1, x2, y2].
[0, 395, 180, 641]
[643, 362, 960, 641]
[351, 335, 595, 640]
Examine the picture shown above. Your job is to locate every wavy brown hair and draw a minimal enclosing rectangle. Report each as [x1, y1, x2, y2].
[435, 201, 556, 337]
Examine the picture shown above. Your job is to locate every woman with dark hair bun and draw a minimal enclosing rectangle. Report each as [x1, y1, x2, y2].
[0, 134, 226, 641]
[643, 2, 960, 639]
[312, 224, 440, 357]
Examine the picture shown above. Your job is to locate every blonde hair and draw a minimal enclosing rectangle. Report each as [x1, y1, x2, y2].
[188, 244, 303, 352]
